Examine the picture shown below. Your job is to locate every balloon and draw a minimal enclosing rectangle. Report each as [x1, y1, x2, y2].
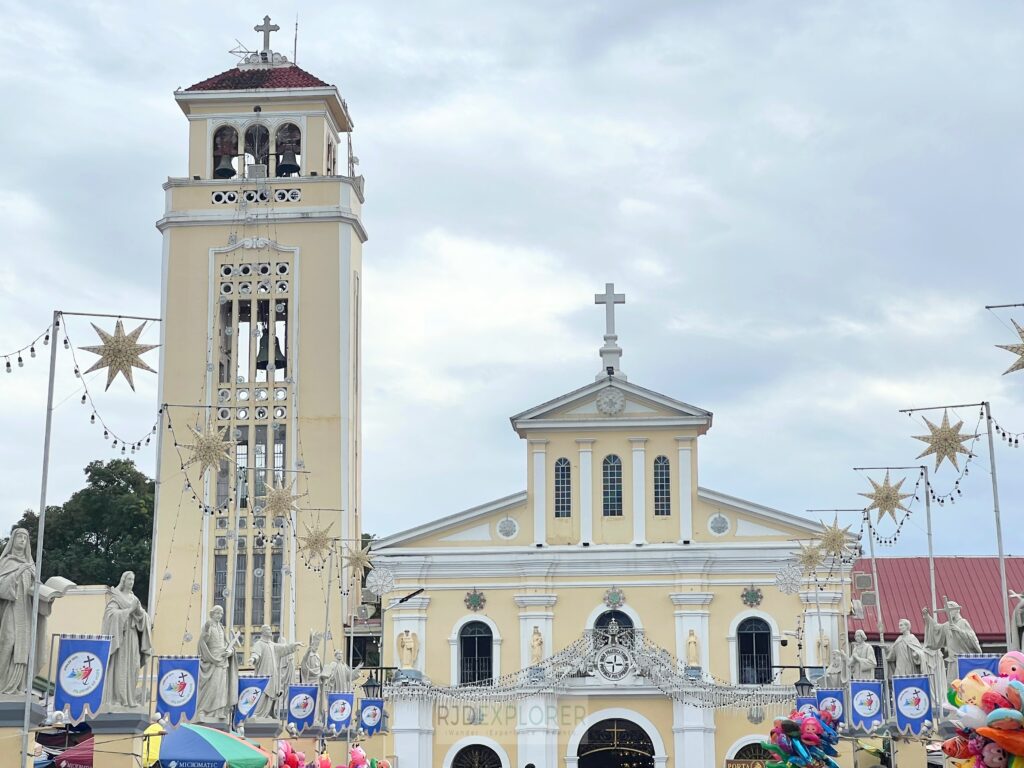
[369, 760, 378, 768]
[297, 753, 306, 764]
[319, 757, 332, 768]
[286, 754, 300, 768]
[978, 727, 1024, 757]
[378, 761, 392, 768]
[1001, 652, 1024, 682]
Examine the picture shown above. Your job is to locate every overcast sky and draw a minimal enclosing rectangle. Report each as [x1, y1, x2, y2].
[1, 1, 1023, 560]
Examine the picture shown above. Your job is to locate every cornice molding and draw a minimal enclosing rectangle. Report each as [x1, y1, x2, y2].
[156, 208, 368, 242]
[669, 592, 715, 606]
[513, 594, 558, 607]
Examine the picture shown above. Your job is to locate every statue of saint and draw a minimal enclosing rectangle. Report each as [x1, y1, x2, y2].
[530, 626, 544, 666]
[250, 625, 300, 718]
[1011, 591, 1024, 651]
[686, 629, 700, 667]
[849, 629, 877, 679]
[923, 602, 982, 680]
[298, 630, 323, 685]
[824, 649, 850, 688]
[100, 571, 153, 709]
[816, 633, 831, 668]
[887, 619, 924, 677]
[0, 528, 66, 695]
[322, 650, 361, 692]
[397, 629, 419, 669]
[196, 605, 239, 720]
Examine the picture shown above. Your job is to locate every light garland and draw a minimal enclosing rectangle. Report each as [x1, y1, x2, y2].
[2, 321, 54, 374]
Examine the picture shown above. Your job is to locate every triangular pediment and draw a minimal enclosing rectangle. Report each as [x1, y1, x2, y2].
[374, 492, 530, 549]
[695, 487, 826, 541]
[510, 379, 712, 435]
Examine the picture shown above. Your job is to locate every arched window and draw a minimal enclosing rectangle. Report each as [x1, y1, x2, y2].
[244, 124, 270, 172]
[737, 617, 773, 684]
[459, 621, 493, 685]
[602, 455, 622, 517]
[451, 745, 502, 768]
[653, 455, 671, 516]
[734, 743, 774, 760]
[554, 457, 571, 518]
[594, 609, 634, 646]
[275, 123, 302, 176]
[212, 126, 239, 179]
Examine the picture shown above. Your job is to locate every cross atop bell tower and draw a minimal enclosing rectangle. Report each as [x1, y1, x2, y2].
[594, 282, 626, 380]
[254, 15, 279, 53]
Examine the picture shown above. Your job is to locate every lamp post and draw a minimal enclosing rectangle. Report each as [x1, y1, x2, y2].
[773, 664, 815, 698]
[361, 673, 382, 700]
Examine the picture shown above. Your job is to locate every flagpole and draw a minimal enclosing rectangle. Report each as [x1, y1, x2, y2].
[983, 401, 1012, 648]
[20, 309, 60, 766]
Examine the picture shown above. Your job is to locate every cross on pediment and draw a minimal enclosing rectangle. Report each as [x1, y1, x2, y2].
[594, 282, 625, 336]
[593, 282, 627, 380]
[255, 15, 280, 52]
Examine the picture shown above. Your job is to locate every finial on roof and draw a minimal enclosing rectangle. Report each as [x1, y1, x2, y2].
[233, 15, 290, 69]
[594, 282, 626, 381]
[255, 15, 280, 52]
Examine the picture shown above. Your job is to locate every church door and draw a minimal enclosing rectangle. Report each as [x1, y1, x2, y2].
[577, 718, 655, 768]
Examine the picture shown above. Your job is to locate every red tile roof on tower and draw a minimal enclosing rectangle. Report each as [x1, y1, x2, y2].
[185, 64, 330, 92]
[847, 556, 1024, 643]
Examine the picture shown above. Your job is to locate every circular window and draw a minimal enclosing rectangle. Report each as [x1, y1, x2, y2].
[708, 513, 731, 536]
[496, 518, 518, 539]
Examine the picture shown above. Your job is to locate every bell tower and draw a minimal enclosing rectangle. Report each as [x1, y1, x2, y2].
[150, 18, 366, 662]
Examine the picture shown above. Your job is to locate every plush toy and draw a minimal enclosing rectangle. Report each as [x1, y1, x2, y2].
[348, 745, 368, 768]
[1001, 652, 1024, 683]
[377, 761, 392, 768]
[982, 742, 1010, 768]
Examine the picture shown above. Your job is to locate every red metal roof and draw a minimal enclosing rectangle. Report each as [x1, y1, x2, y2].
[185, 64, 330, 92]
[847, 556, 1024, 643]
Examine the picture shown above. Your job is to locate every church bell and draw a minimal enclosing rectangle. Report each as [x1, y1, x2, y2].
[214, 154, 237, 179]
[276, 147, 300, 176]
[255, 326, 286, 371]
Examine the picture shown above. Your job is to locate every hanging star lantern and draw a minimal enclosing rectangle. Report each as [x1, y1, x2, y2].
[79, 320, 158, 390]
[259, 478, 301, 519]
[182, 422, 234, 477]
[343, 543, 374, 580]
[913, 410, 977, 471]
[796, 541, 824, 573]
[997, 320, 1024, 375]
[817, 515, 854, 558]
[859, 471, 912, 522]
[297, 519, 335, 568]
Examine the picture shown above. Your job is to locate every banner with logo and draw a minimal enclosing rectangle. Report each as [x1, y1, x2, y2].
[326, 692, 355, 733]
[815, 688, 846, 724]
[893, 675, 932, 735]
[234, 676, 270, 726]
[286, 684, 318, 733]
[795, 696, 818, 715]
[849, 679, 884, 731]
[54, 634, 112, 722]
[156, 657, 200, 725]
[957, 654, 1001, 681]
[359, 698, 385, 736]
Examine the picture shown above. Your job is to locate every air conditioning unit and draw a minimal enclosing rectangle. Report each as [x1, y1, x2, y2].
[854, 573, 873, 591]
[860, 591, 877, 607]
[247, 164, 268, 179]
[357, 604, 377, 620]
[215, 537, 228, 549]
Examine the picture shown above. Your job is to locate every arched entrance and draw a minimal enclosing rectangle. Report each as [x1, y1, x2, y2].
[451, 744, 503, 768]
[577, 718, 655, 768]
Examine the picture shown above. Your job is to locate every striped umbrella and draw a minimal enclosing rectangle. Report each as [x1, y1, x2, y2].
[146, 723, 269, 768]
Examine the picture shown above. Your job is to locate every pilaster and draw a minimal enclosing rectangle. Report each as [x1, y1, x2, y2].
[630, 437, 647, 545]
[675, 437, 694, 543]
[530, 439, 549, 546]
[800, 589, 842, 666]
[515, 594, 558, 669]
[516, 692, 560, 767]
[576, 439, 595, 545]
[390, 696, 434, 767]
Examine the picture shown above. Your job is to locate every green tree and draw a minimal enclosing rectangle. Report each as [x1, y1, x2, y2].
[4, 460, 154, 606]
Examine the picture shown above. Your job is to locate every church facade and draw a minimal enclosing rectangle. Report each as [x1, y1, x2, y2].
[375, 294, 840, 768]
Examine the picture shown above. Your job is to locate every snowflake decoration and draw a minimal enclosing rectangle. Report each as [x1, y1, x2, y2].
[182, 422, 234, 477]
[465, 589, 486, 612]
[79, 319, 158, 390]
[741, 585, 764, 608]
[364, 566, 395, 597]
[603, 587, 626, 609]
[775, 563, 802, 595]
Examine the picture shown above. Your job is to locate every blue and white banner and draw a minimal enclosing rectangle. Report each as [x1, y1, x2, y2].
[54, 634, 112, 722]
[286, 684, 318, 733]
[326, 692, 355, 732]
[893, 675, 932, 735]
[796, 696, 818, 715]
[156, 657, 200, 725]
[359, 698, 385, 736]
[957, 654, 1001, 681]
[234, 676, 270, 726]
[815, 688, 846, 724]
[850, 679, 884, 731]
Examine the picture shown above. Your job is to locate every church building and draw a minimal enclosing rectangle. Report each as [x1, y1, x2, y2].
[374, 288, 840, 768]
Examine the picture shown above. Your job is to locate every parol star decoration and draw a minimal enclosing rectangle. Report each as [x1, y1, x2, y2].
[259, 478, 301, 519]
[297, 519, 334, 570]
[818, 515, 854, 558]
[343, 544, 374, 580]
[79, 320, 158, 390]
[913, 410, 977, 471]
[182, 422, 234, 477]
[996, 319, 1024, 375]
[795, 541, 824, 573]
[859, 471, 913, 523]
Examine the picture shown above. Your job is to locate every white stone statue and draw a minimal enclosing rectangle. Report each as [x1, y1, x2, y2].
[0, 528, 66, 695]
[849, 629, 877, 678]
[887, 618, 925, 676]
[816, 633, 831, 668]
[321, 649, 361, 692]
[1011, 590, 1024, 651]
[250, 625, 300, 719]
[196, 605, 239, 720]
[530, 626, 544, 666]
[824, 649, 850, 688]
[686, 629, 700, 667]
[100, 571, 153, 709]
[298, 630, 323, 685]
[397, 629, 419, 669]
[923, 602, 982, 680]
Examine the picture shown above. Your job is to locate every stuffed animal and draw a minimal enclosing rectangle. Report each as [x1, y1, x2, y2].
[348, 745, 368, 768]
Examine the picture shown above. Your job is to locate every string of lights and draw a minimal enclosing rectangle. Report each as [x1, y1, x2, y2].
[990, 415, 1023, 448]
[2, 321, 55, 373]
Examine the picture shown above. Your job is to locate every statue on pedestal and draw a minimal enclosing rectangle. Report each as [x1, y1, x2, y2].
[686, 629, 700, 668]
[196, 605, 239, 720]
[824, 649, 850, 688]
[397, 629, 419, 670]
[849, 629, 878, 678]
[100, 571, 154, 710]
[1010, 590, 1024, 651]
[250, 625, 300, 719]
[530, 626, 545, 666]
[298, 630, 323, 685]
[321, 650, 360, 692]
[887, 618, 924, 677]
[0, 528, 70, 695]
[923, 602, 982, 680]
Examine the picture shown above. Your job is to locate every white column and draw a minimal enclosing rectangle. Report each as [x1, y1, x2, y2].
[531, 439, 548, 546]
[515, 594, 558, 669]
[630, 437, 647, 545]
[389, 595, 431, 675]
[391, 697, 434, 767]
[675, 437, 694, 543]
[670, 592, 716, 768]
[516, 692, 560, 766]
[800, 589, 842, 667]
[576, 439, 595, 545]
